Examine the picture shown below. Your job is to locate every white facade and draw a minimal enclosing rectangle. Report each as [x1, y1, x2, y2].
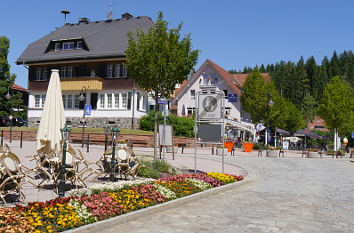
[176, 64, 241, 121]
[28, 89, 148, 123]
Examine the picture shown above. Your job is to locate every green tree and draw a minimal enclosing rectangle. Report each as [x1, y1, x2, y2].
[240, 68, 271, 124]
[318, 76, 354, 137]
[0, 36, 23, 118]
[301, 94, 317, 125]
[126, 12, 199, 158]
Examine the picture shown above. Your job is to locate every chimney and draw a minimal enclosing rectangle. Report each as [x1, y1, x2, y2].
[122, 12, 133, 20]
[78, 17, 90, 24]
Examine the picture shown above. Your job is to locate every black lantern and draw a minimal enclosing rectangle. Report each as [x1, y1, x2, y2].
[103, 124, 110, 151]
[59, 124, 71, 197]
[5, 87, 13, 143]
[266, 92, 273, 146]
[80, 86, 87, 148]
[110, 126, 119, 182]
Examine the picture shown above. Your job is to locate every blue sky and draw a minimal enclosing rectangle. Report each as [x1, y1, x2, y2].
[1, 0, 354, 88]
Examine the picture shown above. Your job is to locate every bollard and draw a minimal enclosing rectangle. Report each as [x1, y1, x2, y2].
[87, 134, 90, 152]
[20, 131, 23, 148]
[1, 130, 3, 147]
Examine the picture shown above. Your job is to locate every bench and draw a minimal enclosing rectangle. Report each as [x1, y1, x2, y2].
[279, 149, 285, 157]
[173, 139, 188, 154]
[350, 149, 354, 158]
[300, 150, 308, 158]
[318, 151, 342, 158]
[127, 138, 149, 149]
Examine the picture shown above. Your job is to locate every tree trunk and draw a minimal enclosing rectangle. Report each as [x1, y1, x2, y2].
[154, 97, 159, 159]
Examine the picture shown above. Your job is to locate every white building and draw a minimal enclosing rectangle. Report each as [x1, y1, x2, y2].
[173, 59, 270, 141]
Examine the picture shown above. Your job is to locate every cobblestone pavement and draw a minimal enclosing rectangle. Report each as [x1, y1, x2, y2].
[102, 153, 354, 233]
[2, 141, 354, 232]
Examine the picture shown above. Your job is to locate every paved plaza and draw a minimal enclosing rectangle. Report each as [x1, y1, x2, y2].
[2, 140, 354, 232]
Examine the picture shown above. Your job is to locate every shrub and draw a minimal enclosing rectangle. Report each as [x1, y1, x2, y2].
[139, 111, 194, 138]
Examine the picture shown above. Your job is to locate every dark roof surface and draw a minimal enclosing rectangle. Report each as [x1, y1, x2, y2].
[16, 16, 154, 64]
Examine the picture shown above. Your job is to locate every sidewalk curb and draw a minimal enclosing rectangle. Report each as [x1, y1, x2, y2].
[66, 179, 248, 233]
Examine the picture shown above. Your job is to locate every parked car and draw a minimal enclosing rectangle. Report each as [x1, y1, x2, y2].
[0, 116, 11, 127]
[13, 117, 25, 127]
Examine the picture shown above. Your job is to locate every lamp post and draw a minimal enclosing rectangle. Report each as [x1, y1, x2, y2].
[5, 87, 13, 143]
[265, 92, 274, 147]
[79, 86, 87, 148]
[59, 124, 71, 197]
[103, 124, 110, 151]
[110, 126, 119, 182]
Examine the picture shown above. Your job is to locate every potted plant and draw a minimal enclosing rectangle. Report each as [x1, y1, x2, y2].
[307, 148, 319, 158]
[266, 146, 280, 157]
[224, 140, 235, 153]
[242, 141, 254, 152]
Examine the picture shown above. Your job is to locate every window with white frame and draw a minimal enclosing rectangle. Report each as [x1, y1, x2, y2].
[41, 95, 46, 108]
[115, 64, 120, 77]
[190, 90, 195, 99]
[122, 64, 127, 78]
[223, 90, 228, 99]
[61, 67, 67, 78]
[121, 93, 128, 109]
[42, 69, 47, 80]
[224, 107, 231, 116]
[187, 107, 195, 116]
[114, 94, 119, 108]
[35, 95, 40, 108]
[107, 94, 112, 108]
[100, 94, 105, 108]
[36, 68, 41, 80]
[77, 41, 82, 49]
[67, 95, 73, 108]
[62, 95, 66, 108]
[107, 65, 113, 77]
[74, 95, 79, 108]
[68, 67, 73, 78]
[55, 43, 61, 51]
[142, 95, 147, 110]
[63, 42, 74, 50]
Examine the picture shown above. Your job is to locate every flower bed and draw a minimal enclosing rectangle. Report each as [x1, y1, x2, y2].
[7, 172, 243, 232]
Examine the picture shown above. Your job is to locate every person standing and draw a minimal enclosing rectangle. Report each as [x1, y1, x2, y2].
[343, 137, 349, 153]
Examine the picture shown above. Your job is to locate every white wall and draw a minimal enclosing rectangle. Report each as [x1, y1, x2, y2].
[28, 90, 147, 119]
[176, 65, 242, 121]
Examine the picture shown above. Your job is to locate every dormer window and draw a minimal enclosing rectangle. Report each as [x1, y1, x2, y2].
[55, 43, 61, 51]
[63, 42, 74, 50]
[77, 41, 82, 49]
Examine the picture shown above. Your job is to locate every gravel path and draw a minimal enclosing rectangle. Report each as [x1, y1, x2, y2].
[102, 154, 354, 233]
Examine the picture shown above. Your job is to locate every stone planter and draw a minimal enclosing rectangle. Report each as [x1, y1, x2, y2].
[308, 151, 319, 158]
[216, 148, 228, 156]
[266, 150, 279, 157]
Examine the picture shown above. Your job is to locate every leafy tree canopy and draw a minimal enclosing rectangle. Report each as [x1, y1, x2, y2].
[318, 76, 354, 136]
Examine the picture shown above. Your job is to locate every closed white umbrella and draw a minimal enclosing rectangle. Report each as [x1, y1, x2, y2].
[36, 69, 65, 154]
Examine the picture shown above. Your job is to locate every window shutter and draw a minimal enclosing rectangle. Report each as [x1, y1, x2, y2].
[127, 92, 132, 110]
[29, 67, 36, 81]
[136, 93, 140, 110]
[90, 93, 98, 110]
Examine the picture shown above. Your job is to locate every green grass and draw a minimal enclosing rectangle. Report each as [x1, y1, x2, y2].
[0, 127, 154, 135]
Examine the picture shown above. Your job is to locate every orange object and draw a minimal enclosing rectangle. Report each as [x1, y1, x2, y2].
[242, 142, 254, 152]
[224, 141, 234, 152]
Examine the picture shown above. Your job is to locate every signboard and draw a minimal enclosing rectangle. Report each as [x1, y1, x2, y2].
[84, 104, 91, 116]
[283, 141, 289, 150]
[158, 99, 166, 105]
[159, 124, 173, 146]
[227, 94, 238, 102]
[198, 124, 222, 142]
[198, 93, 222, 120]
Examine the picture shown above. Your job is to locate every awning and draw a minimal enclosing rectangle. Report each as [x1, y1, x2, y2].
[275, 127, 290, 136]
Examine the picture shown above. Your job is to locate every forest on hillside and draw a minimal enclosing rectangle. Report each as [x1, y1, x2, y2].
[230, 51, 354, 113]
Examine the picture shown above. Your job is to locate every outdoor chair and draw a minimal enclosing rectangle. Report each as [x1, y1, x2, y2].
[75, 148, 102, 182]
[0, 146, 28, 205]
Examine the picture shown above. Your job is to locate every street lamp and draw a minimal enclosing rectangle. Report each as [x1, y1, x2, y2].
[103, 124, 110, 151]
[5, 87, 13, 143]
[265, 92, 274, 147]
[59, 124, 71, 197]
[79, 86, 87, 148]
[110, 126, 119, 182]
